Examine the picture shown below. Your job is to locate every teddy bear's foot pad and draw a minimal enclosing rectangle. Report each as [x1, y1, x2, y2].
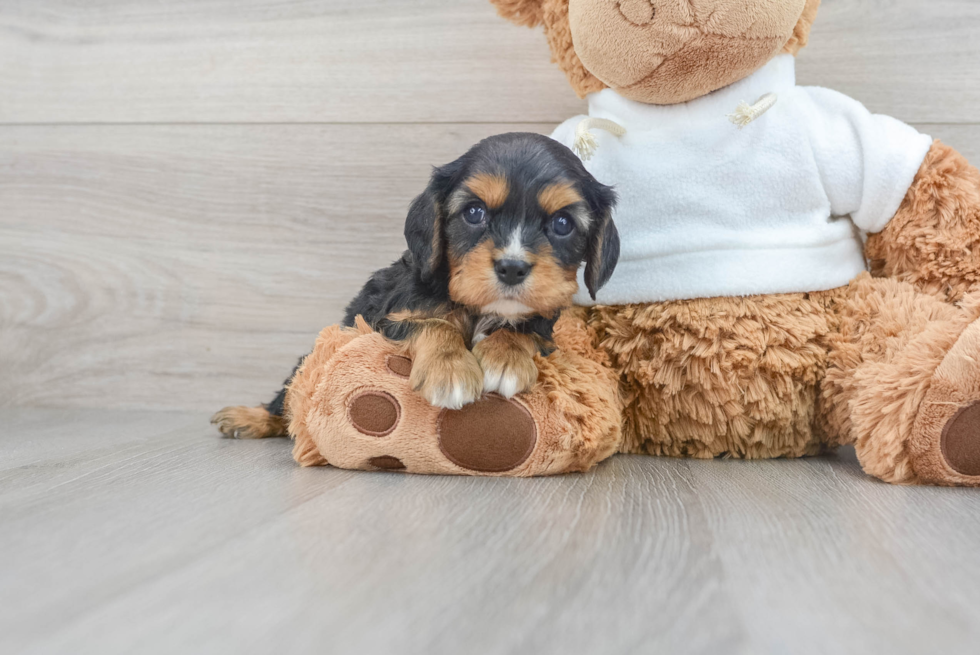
[349, 391, 400, 437]
[909, 317, 980, 486]
[367, 455, 407, 470]
[437, 395, 536, 472]
[941, 401, 980, 476]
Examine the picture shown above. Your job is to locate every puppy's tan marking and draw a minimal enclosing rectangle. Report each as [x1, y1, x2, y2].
[408, 319, 484, 409]
[387, 305, 473, 344]
[449, 241, 500, 309]
[465, 173, 510, 209]
[386, 305, 449, 324]
[450, 241, 579, 316]
[538, 181, 583, 216]
[473, 330, 540, 398]
[210, 406, 287, 439]
[523, 243, 579, 314]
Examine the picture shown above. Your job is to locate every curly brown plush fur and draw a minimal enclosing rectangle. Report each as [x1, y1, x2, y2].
[866, 140, 980, 303]
[819, 275, 980, 484]
[574, 272, 980, 486]
[580, 289, 845, 460]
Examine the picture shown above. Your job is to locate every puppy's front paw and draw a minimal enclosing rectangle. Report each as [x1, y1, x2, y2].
[474, 335, 539, 399]
[410, 349, 484, 409]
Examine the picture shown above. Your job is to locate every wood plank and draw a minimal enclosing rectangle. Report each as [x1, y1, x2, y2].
[0, 0, 978, 124]
[0, 407, 198, 471]
[796, 0, 980, 122]
[0, 123, 555, 410]
[688, 452, 980, 653]
[3, 123, 980, 411]
[2, 409, 979, 653]
[0, 0, 585, 124]
[0, 411, 742, 654]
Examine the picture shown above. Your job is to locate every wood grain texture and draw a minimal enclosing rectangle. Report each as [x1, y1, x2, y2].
[2, 0, 980, 413]
[1, 0, 979, 124]
[2, 409, 979, 654]
[4, 124, 980, 411]
[0, 123, 552, 410]
[0, 0, 584, 124]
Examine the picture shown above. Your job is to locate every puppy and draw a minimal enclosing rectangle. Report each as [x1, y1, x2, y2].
[212, 132, 618, 439]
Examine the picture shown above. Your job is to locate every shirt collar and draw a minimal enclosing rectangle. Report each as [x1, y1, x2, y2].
[587, 54, 796, 131]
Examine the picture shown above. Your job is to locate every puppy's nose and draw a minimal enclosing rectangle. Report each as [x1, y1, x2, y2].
[494, 259, 532, 286]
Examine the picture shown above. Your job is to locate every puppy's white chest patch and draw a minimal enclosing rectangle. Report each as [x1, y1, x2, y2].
[481, 299, 534, 318]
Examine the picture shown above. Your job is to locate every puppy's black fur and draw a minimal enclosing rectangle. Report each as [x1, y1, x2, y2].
[220, 132, 618, 435]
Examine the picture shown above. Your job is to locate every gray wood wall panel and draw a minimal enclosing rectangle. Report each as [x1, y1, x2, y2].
[0, 123, 554, 409]
[1, 0, 979, 410]
[0, 0, 978, 124]
[3, 123, 979, 411]
[0, 0, 584, 124]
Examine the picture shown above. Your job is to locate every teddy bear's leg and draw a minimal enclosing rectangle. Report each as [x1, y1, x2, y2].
[285, 313, 623, 475]
[866, 140, 980, 303]
[584, 294, 840, 460]
[819, 274, 980, 485]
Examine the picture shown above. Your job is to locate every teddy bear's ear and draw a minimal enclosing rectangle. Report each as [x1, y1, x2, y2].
[490, 0, 606, 98]
[783, 0, 821, 56]
[490, 0, 546, 27]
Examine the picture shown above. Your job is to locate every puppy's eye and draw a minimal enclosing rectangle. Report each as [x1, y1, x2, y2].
[463, 203, 487, 226]
[551, 213, 575, 237]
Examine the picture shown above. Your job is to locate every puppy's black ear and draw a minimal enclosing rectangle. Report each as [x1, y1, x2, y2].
[583, 183, 619, 300]
[404, 161, 460, 281]
[584, 212, 620, 300]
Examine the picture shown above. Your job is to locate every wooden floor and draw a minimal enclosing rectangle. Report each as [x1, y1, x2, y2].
[2, 408, 980, 654]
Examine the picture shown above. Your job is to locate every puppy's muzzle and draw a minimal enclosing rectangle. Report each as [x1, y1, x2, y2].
[494, 259, 532, 286]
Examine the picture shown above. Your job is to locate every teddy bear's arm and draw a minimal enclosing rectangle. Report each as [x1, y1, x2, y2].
[865, 141, 980, 302]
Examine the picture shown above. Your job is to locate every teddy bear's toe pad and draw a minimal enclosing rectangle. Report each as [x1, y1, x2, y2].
[386, 355, 413, 378]
[941, 401, 980, 476]
[367, 455, 407, 470]
[437, 395, 536, 472]
[348, 391, 400, 437]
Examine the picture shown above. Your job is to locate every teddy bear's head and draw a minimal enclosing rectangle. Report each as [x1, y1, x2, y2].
[492, 0, 820, 105]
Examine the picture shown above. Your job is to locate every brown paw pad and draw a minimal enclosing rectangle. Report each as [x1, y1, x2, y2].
[437, 395, 536, 473]
[941, 401, 980, 476]
[368, 455, 406, 470]
[348, 391, 400, 437]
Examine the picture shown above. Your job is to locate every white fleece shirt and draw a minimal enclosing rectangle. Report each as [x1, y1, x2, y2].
[551, 54, 934, 305]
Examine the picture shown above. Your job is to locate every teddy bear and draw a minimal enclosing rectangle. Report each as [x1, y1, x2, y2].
[259, 0, 980, 486]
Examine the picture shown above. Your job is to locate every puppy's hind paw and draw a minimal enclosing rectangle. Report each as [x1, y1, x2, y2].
[210, 406, 287, 439]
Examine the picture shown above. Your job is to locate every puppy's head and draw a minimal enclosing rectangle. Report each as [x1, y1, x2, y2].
[405, 133, 618, 318]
